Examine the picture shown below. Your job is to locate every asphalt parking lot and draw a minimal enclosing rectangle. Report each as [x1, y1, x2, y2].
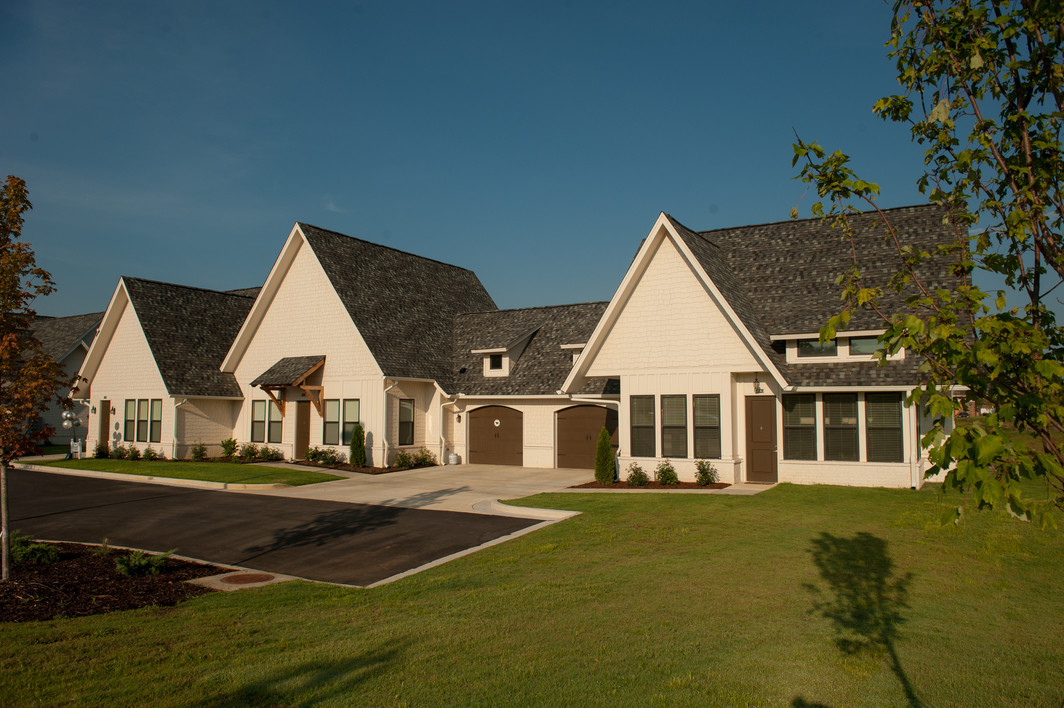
[7, 468, 541, 586]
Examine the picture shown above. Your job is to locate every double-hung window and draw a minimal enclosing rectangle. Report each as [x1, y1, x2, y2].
[823, 393, 859, 461]
[136, 399, 149, 443]
[865, 392, 904, 462]
[693, 394, 721, 459]
[782, 394, 817, 460]
[630, 396, 655, 457]
[398, 399, 414, 446]
[251, 401, 266, 443]
[323, 400, 340, 445]
[267, 401, 283, 444]
[342, 399, 360, 445]
[661, 395, 687, 458]
[124, 400, 136, 442]
[149, 399, 162, 443]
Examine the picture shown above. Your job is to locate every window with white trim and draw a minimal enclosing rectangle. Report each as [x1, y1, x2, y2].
[823, 393, 859, 461]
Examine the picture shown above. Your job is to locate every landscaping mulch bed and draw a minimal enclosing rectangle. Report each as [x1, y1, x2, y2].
[293, 461, 418, 475]
[0, 543, 226, 623]
[571, 481, 731, 490]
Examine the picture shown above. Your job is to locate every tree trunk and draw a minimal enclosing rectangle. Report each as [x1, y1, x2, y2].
[1, 459, 9, 582]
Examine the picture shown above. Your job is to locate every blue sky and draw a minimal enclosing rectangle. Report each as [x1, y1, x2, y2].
[5, 0, 943, 317]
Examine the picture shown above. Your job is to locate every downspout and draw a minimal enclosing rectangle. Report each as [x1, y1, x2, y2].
[173, 398, 189, 460]
[909, 393, 921, 489]
[382, 378, 397, 465]
[435, 384, 458, 465]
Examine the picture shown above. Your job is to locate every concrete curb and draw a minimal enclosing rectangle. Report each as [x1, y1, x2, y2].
[550, 483, 776, 496]
[11, 462, 289, 491]
[472, 499, 582, 520]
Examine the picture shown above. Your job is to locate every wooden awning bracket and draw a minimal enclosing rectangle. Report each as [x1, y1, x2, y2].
[262, 387, 286, 417]
[298, 385, 324, 416]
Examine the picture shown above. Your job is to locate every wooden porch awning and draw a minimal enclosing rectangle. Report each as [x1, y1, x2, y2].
[251, 355, 325, 416]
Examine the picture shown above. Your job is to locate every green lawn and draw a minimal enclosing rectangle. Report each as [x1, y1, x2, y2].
[35, 459, 343, 486]
[1, 483, 1062, 706]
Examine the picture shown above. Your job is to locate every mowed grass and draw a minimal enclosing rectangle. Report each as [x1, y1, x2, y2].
[1, 483, 1062, 706]
[35, 458, 343, 486]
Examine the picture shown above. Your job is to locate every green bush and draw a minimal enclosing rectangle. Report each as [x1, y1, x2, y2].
[394, 449, 414, 468]
[239, 443, 259, 462]
[143, 446, 161, 461]
[115, 549, 174, 577]
[654, 460, 679, 486]
[10, 530, 59, 565]
[190, 442, 208, 462]
[350, 423, 367, 467]
[695, 459, 719, 486]
[594, 427, 616, 483]
[93, 441, 110, 459]
[258, 446, 284, 462]
[220, 438, 238, 458]
[110, 444, 128, 460]
[626, 462, 649, 487]
[126, 446, 141, 461]
[413, 447, 437, 468]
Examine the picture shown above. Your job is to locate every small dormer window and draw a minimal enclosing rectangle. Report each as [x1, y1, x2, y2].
[797, 339, 837, 357]
[489, 354, 503, 370]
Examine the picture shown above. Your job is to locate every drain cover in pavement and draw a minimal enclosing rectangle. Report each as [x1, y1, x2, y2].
[221, 573, 275, 585]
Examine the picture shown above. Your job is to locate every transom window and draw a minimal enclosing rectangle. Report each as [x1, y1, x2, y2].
[848, 336, 880, 356]
[797, 338, 838, 357]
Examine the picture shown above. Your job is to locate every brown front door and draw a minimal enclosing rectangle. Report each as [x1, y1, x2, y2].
[469, 406, 523, 465]
[98, 401, 111, 451]
[295, 401, 310, 460]
[556, 405, 618, 469]
[745, 396, 778, 483]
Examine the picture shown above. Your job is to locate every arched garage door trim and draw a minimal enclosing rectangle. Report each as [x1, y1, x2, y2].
[556, 404, 618, 470]
[468, 405, 523, 466]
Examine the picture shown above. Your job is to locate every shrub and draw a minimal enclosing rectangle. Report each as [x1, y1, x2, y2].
[304, 446, 321, 462]
[239, 443, 259, 462]
[9, 530, 59, 565]
[413, 447, 437, 468]
[350, 423, 367, 467]
[695, 459, 719, 486]
[115, 549, 174, 577]
[394, 449, 414, 469]
[126, 446, 141, 461]
[220, 438, 238, 458]
[654, 459, 678, 486]
[93, 441, 110, 459]
[626, 462, 649, 487]
[190, 442, 208, 462]
[143, 446, 161, 461]
[258, 446, 284, 462]
[594, 427, 616, 484]
[110, 444, 128, 460]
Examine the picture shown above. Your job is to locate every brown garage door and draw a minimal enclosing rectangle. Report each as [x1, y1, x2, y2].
[469, 406, 523, 465]
[556, 405, 618, 469]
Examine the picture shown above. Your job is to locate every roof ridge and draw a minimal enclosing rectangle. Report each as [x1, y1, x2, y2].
[458, 301, 610, 317]
[296, 222, 481, 276]
[122, 276, 256, 299]
[693, 203, 941, 237]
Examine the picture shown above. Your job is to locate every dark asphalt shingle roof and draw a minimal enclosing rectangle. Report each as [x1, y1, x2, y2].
[453, 302, 616, 396]
[670, 204, 962, 387]
[298, 224, 497, 383]
[123, 277, 256, 398]
[251, 355, 325, 387]
[30, 312, 102, 362]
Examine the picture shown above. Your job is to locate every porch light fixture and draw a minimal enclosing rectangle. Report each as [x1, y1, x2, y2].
[753, 375, 763, 394]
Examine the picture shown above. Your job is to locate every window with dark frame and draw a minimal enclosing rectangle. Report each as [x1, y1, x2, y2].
[866, 392, 904, 462]
[149, 399, 162, 443]
[136, 399, 149, 443]
[322, 399, 339, 445]
[489, 354, 503, 370]
[630, 395, 655, 457]
[661, 395, 687, 458]
[693, 394, 721, 459]
[342, 399, 360, 445]
[782, 393, 817, 460]
[398, 399, 414, 446]
[267, 401, 283, 444]
[124, 400, 136, 442]
[797, 338, 838, 357]
[823, 393, 859, 461]
[251, 400, 266, 443]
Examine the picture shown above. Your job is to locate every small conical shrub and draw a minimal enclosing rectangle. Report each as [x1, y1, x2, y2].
[350, 423, 367, 467]
[594, 426, 616, 483]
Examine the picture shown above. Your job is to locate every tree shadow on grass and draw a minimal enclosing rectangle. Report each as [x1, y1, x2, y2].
[800, 531, 921, 708]
[192, 640, 407, 707]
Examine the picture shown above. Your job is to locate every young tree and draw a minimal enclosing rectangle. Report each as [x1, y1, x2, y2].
[792, 1, 1063, 526]
[1, 176, 69, 580]
[594, 426, 616, 484]
[350, 423, 367, 468]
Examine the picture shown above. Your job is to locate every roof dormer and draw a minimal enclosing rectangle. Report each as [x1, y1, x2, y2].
[471, 324, 541, 378]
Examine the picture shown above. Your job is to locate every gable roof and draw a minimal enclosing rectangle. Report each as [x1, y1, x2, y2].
[251, 355, 325, 387]
[30, 312, 102, 362]
[122, 278, 256, 398]
[453, 302, 616, 396]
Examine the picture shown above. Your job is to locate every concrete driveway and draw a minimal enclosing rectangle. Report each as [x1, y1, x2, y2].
[242, 463, 593, 517]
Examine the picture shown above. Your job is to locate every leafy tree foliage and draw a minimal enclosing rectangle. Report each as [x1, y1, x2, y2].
[1, 176, 69, 580]
[792, 0, 1064, 526]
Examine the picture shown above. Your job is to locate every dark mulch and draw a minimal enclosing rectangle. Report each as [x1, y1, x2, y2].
[293, 461, 420, 475]
[0, 543, 226, 623]
[571, 481, 731, 490]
